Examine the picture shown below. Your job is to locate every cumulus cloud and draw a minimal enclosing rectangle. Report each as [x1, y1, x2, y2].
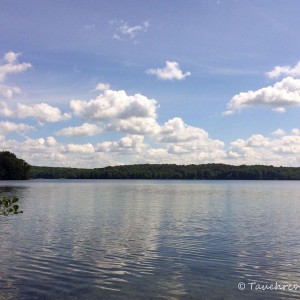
[266, 60, 300, 79]
[146, 61, 191, 81]
[2, 126, 300, 167]
[46, 136, 57, 147]
[0, 102, 71, 124]
[148, 117, 226, 162]
[0, 51, 32, 99]
[106, 117, 160, 134]
[56, 123, 102, 137]
[1, 136, 59, 160]
[1, 69, 299, 168]
[157, 117, 208, 143]
[112, 20, 149, 40]
[94, 118, 226, 165]
[70, 88, 158, 134]
[226, 131, 300, 166]
[0, 121, 34, 135]
[14, 103, 71, 124]
[96, 135, 146, 154]
[66, 143, 95, 154]
[141, 143, 226, 165]
[0, 135, 117, 168]
[71, 89, 157, 120]
[224, 77, 300, 115]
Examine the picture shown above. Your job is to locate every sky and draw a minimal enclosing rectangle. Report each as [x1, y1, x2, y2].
[1, 0, 300, 167]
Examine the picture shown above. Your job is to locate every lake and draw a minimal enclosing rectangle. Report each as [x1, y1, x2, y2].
[0, 180, 300, 299]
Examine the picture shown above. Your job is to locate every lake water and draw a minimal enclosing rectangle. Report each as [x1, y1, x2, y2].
[0, 180, 300, 300]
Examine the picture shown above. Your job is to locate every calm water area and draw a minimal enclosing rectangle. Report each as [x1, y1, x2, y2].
[0, 180, 300, 299]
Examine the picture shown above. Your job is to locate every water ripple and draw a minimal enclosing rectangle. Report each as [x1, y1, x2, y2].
[1, 180, 300, 299]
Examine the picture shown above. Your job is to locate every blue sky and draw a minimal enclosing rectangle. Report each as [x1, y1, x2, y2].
[1, 0, 300, 167]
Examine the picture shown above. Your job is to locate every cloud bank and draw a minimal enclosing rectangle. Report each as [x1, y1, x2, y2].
[1, 51, 300, 168]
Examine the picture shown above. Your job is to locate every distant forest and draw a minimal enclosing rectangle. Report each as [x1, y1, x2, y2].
[1, 151, 300, 180]
[30, 164, 300, 180]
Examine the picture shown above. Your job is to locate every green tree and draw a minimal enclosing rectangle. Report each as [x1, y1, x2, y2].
[0, 151, 31, 180]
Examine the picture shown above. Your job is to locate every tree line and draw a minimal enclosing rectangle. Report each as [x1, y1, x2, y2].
[1, 151, 300, 180]
[29, 163, 300, 180]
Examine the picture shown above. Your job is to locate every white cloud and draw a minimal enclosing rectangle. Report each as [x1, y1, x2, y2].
[113, 20, 149, 40]
[273, 135, 300, 155]
[2, 125, 300, 167]
[245, 134, 270, 147]
[66, 143, 95, 154]
[16, 103, 71, 124]
[226, 131, 300, 166]
[94, 118, 227, 165]
[96, 135, 146, 154]
[70, 88, 158, 134]
[272, 107, 286, 113]
[56, 123, 102, 137]
[0, 135, 118, 168]
[95, 82, 110, 91]
[224, 77, 300, 114]
[46, 136, 57, 147]
[141, 143, 226, 165]
[0, 85, 21, 99]
[157, 117, 208, 143]
[266, 60, 300, 79]
[0, 52, 70, 124]
[0, 51, 32, 81]
[0, 51, 32, 99]
[272, 129, 286, 136]
[291, 128, 300, 135]
[0, 121, 34, 135]
[146, 61, 191, 81]
[1, 68, 299, 168]
[3, 52, 19, 64]
[106, 117, 160, 134]
[0, 101, 14, 117]
[148, 117, 226, 162]
[71, 89, 157, 120]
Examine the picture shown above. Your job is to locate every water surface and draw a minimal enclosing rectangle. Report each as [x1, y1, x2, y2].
[0, 180, 300, 299]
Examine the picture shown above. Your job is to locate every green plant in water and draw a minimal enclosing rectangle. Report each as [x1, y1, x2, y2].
[0, 196, 23, 216]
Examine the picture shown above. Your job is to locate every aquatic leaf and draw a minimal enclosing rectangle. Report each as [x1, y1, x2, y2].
[12, 197, 19, 204]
